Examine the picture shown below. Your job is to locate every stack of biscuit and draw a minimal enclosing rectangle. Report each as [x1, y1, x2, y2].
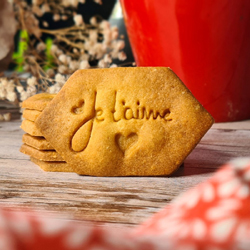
[20, 93, 73, 172]
[19, 68, 214, 176]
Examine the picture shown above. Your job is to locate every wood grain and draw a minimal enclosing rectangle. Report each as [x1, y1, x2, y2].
[0, 119, 250, 227]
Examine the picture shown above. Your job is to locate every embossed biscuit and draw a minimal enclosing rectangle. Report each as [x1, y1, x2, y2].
[21, 93, 56, 111]
[30, 157, 73, 172]
[21, 119, 43, 137]
[20, 144, 64, 161]
[36, 67, 214, 176]
[22, 133, 54, 150]
[22, 109, 42, 122]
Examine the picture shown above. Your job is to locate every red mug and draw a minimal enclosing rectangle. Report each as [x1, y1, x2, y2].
[120, 0, 250, 122]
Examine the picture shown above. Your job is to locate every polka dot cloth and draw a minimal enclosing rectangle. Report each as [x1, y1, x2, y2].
[0, 158, 250, 250]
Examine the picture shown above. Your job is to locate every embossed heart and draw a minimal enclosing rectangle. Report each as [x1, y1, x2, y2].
[115, 133, 138, 155]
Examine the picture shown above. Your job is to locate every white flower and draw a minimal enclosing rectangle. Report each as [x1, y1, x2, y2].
[48, 84, 61, 94]
[6, 92, 17, 102]
[111, 26, 119, 40]
[26, 85, 37, 95]
[73, 14, 84, 26]
[23, 64, 30, 71]
[53, 14, 61, 22]
[0, 79, 8, 98]
[103, 30, 112, 44]
[0, 89, 6, 98]
[51, 45, 63, 56]
[42, 21, 49, 28]
[100, 20, 110, 30]
[58, 54, 68, 64]
[93, 43, 105, 59]
[79, 60, 90, 69]
[50, 44, 58, 54]
[89, 30, 98, 43]
[69, 60, 80, 71]
[36, 42, 46, 52]
[70, 0, 79, 7]
[48, 85, 56, 94]
[61, 0, 70, 7]
[16, 86, 24, 93]
[58, 65, 68, 74]
[98, 59, 106, 68]
[110, 49, 119, 59]
[114, 40, 125, 51]
[118, 51, 127, 61]
[66, 55, 72, 64]
[1, 79, 9, 87]
[27, 77, 37, 87]
[46, 69, 55, 78]
[55, 73, 66, 84]
[80, 53, 89, 61]
[103, 54, 112, 64]
[56, 49, 63, 56]
[32, 5, 43, 17]
[61, 15, 68, 21]
[110, 64, 117, 68]
[94, 0, 102, 4]
[90, 16, 97, 25]
[6, 81, 15, 93]
[32, 0, 43, 5]
[20, 91, 30, 101]
[83, 40, 90, 51]
[41, 3, 50, 13]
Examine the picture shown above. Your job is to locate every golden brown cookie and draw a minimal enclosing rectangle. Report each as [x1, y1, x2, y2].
[22, 133, 54, 150]
[20, 144, 64, 161]
[30, 157, 73, 172]
[22, 109, 42, 122]
[35, 67, 214, 176]
[20, 119, 43, 137]
[21, 93, 56, 111]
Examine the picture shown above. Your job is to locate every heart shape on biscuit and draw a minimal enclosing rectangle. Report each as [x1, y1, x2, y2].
[115, 132, 138, 155]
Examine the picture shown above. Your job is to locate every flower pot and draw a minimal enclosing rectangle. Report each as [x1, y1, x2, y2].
[120, 0, 250, 122]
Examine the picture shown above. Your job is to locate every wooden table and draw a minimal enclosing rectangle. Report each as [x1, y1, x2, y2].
[0, 119, 250, 228]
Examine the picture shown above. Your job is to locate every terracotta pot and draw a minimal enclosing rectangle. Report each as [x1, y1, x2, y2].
[120, 0, 250, 122]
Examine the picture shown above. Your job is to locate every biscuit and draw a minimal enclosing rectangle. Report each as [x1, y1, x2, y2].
[35, 67, 214, 176]
[30, 157, 73, 172]
[21, 93, 56, 111]
[20, 144, 64, 161]
[22, 109, 42, 122]
[22, 133, 54, 150]
[20, 119, 43, 136]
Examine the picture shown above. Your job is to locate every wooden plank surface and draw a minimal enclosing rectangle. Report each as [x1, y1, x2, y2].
[0, 119, 250, 227]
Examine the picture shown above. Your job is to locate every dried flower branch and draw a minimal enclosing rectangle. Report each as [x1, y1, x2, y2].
[1, 0, 129, 121]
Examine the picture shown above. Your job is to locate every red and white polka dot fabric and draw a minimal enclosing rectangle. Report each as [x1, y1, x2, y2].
[0, 158, 250, 250]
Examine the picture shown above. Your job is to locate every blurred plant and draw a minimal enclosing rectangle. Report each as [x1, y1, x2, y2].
[0, 0, 128, 115]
